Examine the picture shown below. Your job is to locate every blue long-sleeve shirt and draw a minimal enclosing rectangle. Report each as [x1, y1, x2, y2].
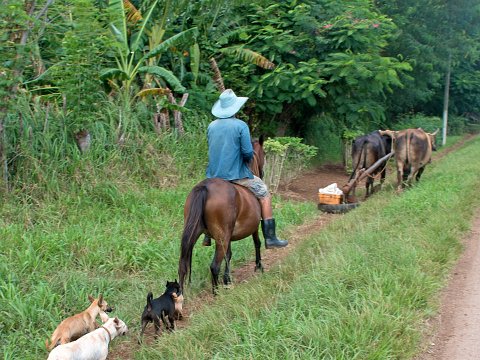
[206, 117, 254, 180]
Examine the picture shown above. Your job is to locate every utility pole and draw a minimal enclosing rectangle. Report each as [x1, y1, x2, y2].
[442, 53, 452, 146]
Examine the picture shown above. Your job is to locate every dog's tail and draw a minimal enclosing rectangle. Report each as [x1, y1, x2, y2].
[146, 292, 154, 312]
[45, 335, 58, 351]
[178, 183, 207, 293]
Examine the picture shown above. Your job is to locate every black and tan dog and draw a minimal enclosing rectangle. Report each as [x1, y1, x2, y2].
[140, 280, 180, 340]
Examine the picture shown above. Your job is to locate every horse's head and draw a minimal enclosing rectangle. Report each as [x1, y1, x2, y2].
[251, 135, 265, 179]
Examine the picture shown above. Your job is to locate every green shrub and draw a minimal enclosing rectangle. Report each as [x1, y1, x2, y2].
[447, 115, 467, 135]
[392, 113, 442, 133]
[466, 123, 480, 134]
[263, 137, 318, 192]
[465, 114, 480, 134]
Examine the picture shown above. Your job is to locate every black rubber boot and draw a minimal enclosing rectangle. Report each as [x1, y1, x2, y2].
[202, 235, 212, 246]
[261, 219, 288, 249]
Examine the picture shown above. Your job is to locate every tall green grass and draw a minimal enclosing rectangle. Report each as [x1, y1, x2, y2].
[136, 136, 480, 359]
[0, 129, 316, 359]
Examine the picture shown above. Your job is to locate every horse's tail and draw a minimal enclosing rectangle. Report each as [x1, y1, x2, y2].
[178, 184, 208, 292]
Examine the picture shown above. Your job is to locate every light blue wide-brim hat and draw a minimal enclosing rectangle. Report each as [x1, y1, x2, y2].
[211, 89, 248, 118]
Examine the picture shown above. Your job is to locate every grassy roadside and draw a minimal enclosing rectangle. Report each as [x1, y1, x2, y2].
[0, 134, 316, 359]
[137, 135, 480, 359]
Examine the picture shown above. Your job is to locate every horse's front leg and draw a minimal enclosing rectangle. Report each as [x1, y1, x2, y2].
[223, 242, 232, 287]
[252, 230, 264, 273]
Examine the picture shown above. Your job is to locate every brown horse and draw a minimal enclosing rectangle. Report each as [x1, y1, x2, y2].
[178, 138, 265, 294]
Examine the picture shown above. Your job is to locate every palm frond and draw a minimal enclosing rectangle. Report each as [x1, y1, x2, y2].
[135, 88, 171, 98]
[123, 0, 142, 24]
[144, 27, 199, 60]
[130, 0, 160, 53]
[100, 68, 129, 81]
[190, 43, 200, 82]
[108, 0, 128, 50]
[220, 46, 276, 70]
[138, 66, 186, 93]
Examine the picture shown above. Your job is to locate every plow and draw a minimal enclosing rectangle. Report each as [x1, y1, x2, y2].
[318, 150, 395, 214]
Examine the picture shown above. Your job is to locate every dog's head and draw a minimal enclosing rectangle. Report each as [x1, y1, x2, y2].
[113, 317, 128, 336]
[88, 294, 113, 313]
[165, 280, 180, 295]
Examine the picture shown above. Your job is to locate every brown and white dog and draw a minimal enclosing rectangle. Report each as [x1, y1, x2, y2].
[47, 316, 128, 360]
[46, 294, 113, 350]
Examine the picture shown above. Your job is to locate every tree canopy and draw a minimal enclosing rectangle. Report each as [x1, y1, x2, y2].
[1, 0, 479, 164]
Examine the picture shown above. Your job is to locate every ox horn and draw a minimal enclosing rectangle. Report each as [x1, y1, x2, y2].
[430, 128, 439, 136]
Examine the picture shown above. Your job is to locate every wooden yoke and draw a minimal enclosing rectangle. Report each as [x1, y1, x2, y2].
[378, 129, 397, 138]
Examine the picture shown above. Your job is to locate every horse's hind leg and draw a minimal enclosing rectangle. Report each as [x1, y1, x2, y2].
[210, 239, 228, 294]
[223, 242, 232, 286]
[252, 231, 263, 272]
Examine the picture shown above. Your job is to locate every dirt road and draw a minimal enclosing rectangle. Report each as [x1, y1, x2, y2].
[418, 212, 480, 360]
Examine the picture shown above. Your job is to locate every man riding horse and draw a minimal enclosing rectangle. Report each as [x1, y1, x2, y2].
[203, 89, 288, 249]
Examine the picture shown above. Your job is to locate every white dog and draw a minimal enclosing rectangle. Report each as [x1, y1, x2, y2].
[47, 317, 128, 360]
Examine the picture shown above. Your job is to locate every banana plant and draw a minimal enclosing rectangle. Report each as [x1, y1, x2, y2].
[101, 0, 198, 99]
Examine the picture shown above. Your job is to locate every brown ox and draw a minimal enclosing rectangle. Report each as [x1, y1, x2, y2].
[382, 128, 438, 190]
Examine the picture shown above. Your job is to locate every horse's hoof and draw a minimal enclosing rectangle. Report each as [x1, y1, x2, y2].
[254, 265, 264, 273]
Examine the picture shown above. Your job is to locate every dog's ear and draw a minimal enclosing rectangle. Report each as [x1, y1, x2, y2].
[114, 317, 119, 325]
[98, 294, 104, 306]
[88, 295, 94, 303]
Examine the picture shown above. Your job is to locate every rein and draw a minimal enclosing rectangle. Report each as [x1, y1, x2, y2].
[250, 151, 262, 178]
[101, 326, 112, 345]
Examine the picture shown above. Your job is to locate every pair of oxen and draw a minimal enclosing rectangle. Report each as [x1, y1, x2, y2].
[349, 128, 439, 197]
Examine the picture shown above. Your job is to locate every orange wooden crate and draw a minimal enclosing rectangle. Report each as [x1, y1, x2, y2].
[318, 193, 343, 205]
